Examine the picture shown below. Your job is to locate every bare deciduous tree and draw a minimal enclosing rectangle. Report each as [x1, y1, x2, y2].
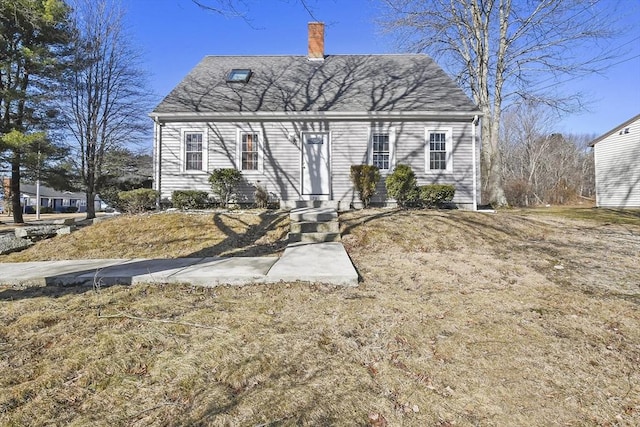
[191, 0, 321, 24]
[62, 0, 150, 219]
[500, 102, 595, 206]
[380, 0, 620, 206]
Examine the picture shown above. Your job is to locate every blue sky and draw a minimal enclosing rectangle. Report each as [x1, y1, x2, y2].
[125, 0, 640, 143]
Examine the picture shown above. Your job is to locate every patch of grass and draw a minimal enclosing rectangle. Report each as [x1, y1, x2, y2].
[0, 211, 289, 261]
[515, 206, 640, 226]
[1, 209, 639, 425]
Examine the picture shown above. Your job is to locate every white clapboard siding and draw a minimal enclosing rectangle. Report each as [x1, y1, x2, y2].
[592, 115, 640, 208]
[157, 118, 480, 209]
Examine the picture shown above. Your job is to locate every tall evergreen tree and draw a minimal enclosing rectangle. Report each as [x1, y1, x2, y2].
[0, 0, 72, 223]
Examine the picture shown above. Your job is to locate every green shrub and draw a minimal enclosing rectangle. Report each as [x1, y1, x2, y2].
[254, 184, 269, 209]
[350, 165, 381, 208]
[40, 206, 54, 214]
[419, 184, 455, 207]
[118, 188, 159, 214]
[99, 187, 127, 212]
[385, 164, 418, 208]
[209, 168, 242, 208]
[172, 190, 210, 210]
[64, 206, 79, 213]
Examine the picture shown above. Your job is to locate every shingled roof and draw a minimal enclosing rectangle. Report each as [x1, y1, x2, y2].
[152, 54, 478, 117]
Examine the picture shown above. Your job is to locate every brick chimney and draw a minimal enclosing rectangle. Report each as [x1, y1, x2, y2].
[308, 22, 325, 61]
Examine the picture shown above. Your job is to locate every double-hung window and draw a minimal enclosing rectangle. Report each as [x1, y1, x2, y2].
[184, 131, 205, 171]
[370, 127, 395, 171]
[425, 128, 453, 172]
[238, 130, 262, 171]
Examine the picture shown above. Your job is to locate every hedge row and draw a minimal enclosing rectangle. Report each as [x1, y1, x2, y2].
[171, 190, 210, 209]
[350, 163, 456, 208]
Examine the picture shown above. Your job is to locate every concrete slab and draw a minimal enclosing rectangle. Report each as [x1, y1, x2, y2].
[265, 242, 358, 286]
[0, 244, 357, 287]
[290, 207, 338, 223]
[166, 256, 279, 286]
[0, 259, 127, 286]
[72, 258, 204, 286]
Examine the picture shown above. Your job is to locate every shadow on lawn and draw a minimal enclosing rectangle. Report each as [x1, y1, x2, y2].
[0, 283, 98, 300]
[185, 211, 289, 258]
[340, 208, 401, 236]
[0, 211, 290, 301]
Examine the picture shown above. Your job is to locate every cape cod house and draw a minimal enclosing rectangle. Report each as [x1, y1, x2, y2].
[150, 23, 481, 210]
[589, 113, 640, 208]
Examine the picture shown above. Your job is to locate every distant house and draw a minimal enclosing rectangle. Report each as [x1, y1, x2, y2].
[1, 178, 101, 214]
[589, 113, 640, 208]
[150, 22, 482, 210]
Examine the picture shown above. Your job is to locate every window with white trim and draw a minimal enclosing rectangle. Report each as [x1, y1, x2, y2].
[184, 131, 204, 171]
[369, 127, 395, 171]
[426, 128, 453, 172]
[238, 131, 262, 171]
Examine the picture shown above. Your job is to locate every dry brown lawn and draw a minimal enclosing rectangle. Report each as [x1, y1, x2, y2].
[0, 210, 290, 261]
[0, 208, 638, 426]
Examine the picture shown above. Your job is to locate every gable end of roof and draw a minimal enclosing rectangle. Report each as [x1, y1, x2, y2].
[589, 113, 640, 147]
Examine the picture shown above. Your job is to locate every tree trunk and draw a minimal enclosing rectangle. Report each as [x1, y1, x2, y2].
[85, 191, 96, 219]
[85, 146, 96, 219]
[481, 111, 508, 207]
[11, 152, 24, 224]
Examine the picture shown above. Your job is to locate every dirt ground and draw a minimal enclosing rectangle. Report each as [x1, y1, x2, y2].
[0, 208, 638, 426]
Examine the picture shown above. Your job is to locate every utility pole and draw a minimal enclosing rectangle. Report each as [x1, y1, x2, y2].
[36, 147, 41, 220]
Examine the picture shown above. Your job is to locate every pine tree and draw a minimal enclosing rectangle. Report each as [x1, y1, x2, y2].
[0, 0, 72, 223]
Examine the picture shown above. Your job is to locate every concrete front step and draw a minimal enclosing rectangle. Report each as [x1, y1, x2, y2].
[290, 207, 338, 223]
[282, 200, 340, 210]
[290, 221, 340, 234]
[288, 232, 341, 243]
[265, 242, 358, 286]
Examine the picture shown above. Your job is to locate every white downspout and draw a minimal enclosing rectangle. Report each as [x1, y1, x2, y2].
[472, 115, 479, 211]
[154, 118, 163, 210]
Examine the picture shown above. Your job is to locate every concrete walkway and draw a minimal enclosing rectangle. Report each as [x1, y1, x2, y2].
[0, 242, 359, 288]
[0, 207, 359, 288]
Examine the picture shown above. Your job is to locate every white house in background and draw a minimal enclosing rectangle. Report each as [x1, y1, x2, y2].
[589, 113, 640, 208]
[150, 22, 482, 210]
[19, 183, 101, 213]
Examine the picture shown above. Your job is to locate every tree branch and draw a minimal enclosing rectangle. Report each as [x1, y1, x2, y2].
[98, 312, 228, 332]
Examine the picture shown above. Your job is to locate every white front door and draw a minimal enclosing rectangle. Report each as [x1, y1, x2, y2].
[302, 132, 330, 197]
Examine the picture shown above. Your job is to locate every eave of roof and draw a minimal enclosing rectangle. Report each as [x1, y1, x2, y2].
[149, 110, 482, 123]
[589, 113, 640, 147]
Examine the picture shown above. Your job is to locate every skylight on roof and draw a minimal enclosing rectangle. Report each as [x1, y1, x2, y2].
[227, 69, 252, 83]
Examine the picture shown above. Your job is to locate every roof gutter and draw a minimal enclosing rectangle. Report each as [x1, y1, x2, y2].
[148, 110, 483, 122]
[472, 114, 479, 211]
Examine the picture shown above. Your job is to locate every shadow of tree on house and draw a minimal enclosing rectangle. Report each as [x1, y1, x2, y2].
[156, 54, 479, 202]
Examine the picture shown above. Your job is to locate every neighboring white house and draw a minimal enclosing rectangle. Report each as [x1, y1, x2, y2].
[19, 183, 101, 213]
[589, 113, 640, 208]
[150, 22, 482, 210]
